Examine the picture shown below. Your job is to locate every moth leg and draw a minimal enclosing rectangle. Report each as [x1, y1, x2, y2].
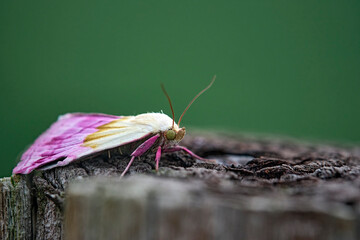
[108, 150, 111, 159]
[118, 147, 123, 155]
[163, 146, 209, 162]
[121, 156, 136, 177]
[131, 134, 159, 157]
[121, 134, 160, 177]
[155, 146, 162, 171]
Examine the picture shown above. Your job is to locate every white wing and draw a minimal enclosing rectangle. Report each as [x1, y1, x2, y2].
[82, 112, 177, 151]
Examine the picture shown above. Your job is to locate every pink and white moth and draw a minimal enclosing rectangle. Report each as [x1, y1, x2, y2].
[13, 76, 216, 177]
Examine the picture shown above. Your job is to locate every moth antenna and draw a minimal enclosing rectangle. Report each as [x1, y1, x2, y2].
[178, 75, 216, 127]
[161, 83, 175, 128]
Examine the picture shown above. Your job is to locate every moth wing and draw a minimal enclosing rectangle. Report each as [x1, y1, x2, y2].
[13, 113, 153, 174]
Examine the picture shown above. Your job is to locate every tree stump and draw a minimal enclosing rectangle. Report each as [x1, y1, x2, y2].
[1, 133, 360, 239]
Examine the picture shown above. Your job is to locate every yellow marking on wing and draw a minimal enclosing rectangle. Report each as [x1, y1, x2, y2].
[82, 118, 131, 148]
[83, 131, 118, 142]
[96, 117, 131, 129]
[83, 131, 115, 148]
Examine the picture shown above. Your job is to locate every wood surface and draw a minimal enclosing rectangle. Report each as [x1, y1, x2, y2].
[1, 133, 359, 239]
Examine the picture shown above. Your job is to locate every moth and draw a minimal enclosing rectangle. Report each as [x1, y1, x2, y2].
[13, 76, 215, 177]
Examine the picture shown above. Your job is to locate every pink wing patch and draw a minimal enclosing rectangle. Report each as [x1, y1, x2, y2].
[13, 113, 121, 174]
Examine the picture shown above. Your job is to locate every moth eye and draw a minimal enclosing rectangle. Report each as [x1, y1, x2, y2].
[166, 130, 176, 140]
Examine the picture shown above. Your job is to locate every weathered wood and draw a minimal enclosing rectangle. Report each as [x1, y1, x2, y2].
[0, 175, 32, 240]
[64, 176, 358, 240]
[1, 133, 360, 239]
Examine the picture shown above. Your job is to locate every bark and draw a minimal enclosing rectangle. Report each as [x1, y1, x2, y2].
[1, 133, 360, 239]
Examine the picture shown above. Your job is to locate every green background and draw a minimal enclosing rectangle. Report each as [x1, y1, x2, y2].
[1, 1, 359, 177]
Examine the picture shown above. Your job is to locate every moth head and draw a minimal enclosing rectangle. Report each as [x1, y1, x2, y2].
[165, 127, 186, 142]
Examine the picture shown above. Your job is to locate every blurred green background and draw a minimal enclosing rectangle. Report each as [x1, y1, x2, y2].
[1, 1, 359, 177]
